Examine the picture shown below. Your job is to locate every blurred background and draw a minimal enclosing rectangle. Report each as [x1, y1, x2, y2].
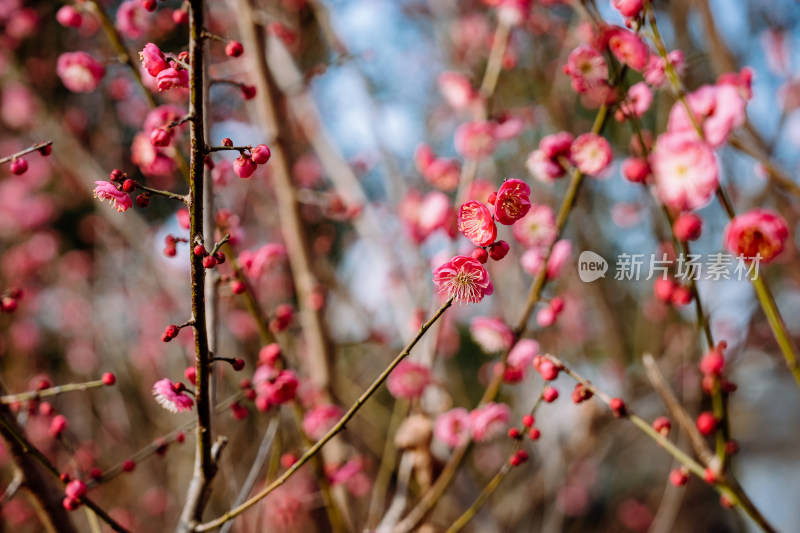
[1, 0, 800, 531]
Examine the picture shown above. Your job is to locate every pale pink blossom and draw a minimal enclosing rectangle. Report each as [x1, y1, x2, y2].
[57, 52, 105, 93]
[616, 82, 652, 120]
[470, 317, 514, 353]
[494, 179, 531, 225]
[507, 339, 540, 368]
[667, 84, 746, 147]
[644, 50, 684, 87]
[438, 71, 477, 110]
[469, 402, 511, 442]
[254, 369, 298, 410]
[152, 379, 194, 413]
[546, 239, 572, 278]
[718, 67, 754, 101]
[56, 5, 82, 28]
[611, 0, 643, 17]
[512, 204, 557, 248]
[526, 132, 574, 182]
[432, 255, 493, 304]
[239, 243, 286, 278]
[156, 67, 189, 91]
[604, 27, 648, 71]
[570, 133, 612, 176]
[724, 208, 790, 264]
[139, 43, 168, 77]
[116, 0, 150, 39]
[131, 132, 176, 177]
[93, 181, 132, 212]
[458, 200, 497, 247]
[302, 404, 342, 440]
[564, 45, 608, 93]
[454, 121, 497, 159]
[651, 133, 718, 211]
[434, 408, 472, 448]
[494, 0, 531, 26]
[418, 191, 455, 238]
[424, 158, 461, 191]
[387, 360, 431, 399]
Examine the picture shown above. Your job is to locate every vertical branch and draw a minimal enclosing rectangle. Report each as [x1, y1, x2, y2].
[177, 0, 217, 530]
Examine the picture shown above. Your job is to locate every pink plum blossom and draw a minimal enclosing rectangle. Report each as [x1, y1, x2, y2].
[239, 244, 286, 278]
[152, 379, 194, 413]
[438, 71, 477, 111]
[139, 43, 168, 77]
[57, 52, 105, 93]
[651, 133, 718, 211]
[494, 179, 531, 225]
[93, 182, 132, 212]
[508, 339, 540, 368]
[56, 5, 82, 28]
[434, 408, 472, 448]
[470, 316, 514, 353]
[131, 132, 176, 177]
[564, 45, 608, 93]
[387, 360, 431, 399]
[612, 0, 643, 17]
[724, 208, 790, 263]
[454, 121, 497, 159]
[616, 82, 652, 120]
[254, 369, 299, 410]
[433, 255, 493, 304]
[470, 402, 511, 442]
[644, 50, 684, 87]
[512, 204, 557, 248]
[526, 132, 574, 182]
[156, 68, 189, 91]
[458, 200, 497, 247]
[667, 84, 746, 148]
[604, 27, 648, 71]
[302, 404, 343, 440]
[570, 133, 612, 176]
[116, 0, 150, 39]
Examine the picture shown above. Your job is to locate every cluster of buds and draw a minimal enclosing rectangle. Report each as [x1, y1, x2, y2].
[163, 234, 188, 257]
[507, 413, 542, 443]
[194, 242, 226, 269]
[232, 142, 272, 179]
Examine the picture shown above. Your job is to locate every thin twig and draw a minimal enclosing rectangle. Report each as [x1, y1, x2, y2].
[0, 141, 52, 165]
[195, 298, 453, 531]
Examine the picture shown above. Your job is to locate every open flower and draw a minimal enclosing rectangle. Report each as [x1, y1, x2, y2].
[387, 360, 431, 399]
[93, 181, 132, 212]
[433, 255, 493, 304]
[494, 179, 531, 225]
[470, 402, 511, 442]
[434, 408, 472, 448]
[139, 43, 168, 77]
[302, 404, 343, 440]
[513, 204, 557, 248]
[57, 52, 105, 93]
[458, 200, 497, 246]
[651, 133, 718, 211]
[724, 208, 789, 263]
[152, 379, 194, 413]
[470, 316, 514, 353]
[156, 67, 189, 91]
[570, 133, 612, 176]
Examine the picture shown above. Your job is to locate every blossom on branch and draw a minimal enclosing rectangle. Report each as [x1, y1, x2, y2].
[93, 181, 132, 212]
[432, 255, 493, 304]
[152, 379, 194, 413]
